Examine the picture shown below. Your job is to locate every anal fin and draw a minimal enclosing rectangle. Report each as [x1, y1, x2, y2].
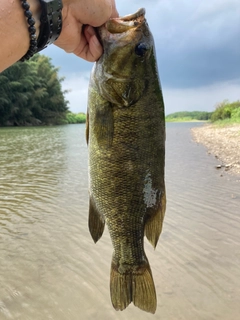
[88, 197, 105, 243]
[145, 189, 166, 248]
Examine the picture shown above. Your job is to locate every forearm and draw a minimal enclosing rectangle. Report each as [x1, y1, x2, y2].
[0, 0, 118, 72]
[0, 0, 40, 72]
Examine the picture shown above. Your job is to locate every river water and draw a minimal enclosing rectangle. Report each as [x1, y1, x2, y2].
[0, 123, 239, 320]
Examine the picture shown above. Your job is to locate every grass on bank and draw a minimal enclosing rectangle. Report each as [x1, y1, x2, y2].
[210, 100, 240, 126]
[210, 118, 240, 127]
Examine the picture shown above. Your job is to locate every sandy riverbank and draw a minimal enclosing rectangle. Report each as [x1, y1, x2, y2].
[192, 124, 240, 176]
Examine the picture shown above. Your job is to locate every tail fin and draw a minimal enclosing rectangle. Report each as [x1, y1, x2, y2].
[110, 262, 157, 314]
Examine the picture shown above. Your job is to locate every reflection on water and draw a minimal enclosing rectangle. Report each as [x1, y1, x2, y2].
[0, 127, 67, 221]
[0, 123, 240, 320]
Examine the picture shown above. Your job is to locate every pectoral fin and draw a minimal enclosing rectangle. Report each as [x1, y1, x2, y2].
[145, 189, 166, 248]
[88, 197, 105, 243]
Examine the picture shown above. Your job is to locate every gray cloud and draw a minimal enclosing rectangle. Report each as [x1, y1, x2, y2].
[44, 46, 91, 74]
[45, 0, 240, 89]
[150, 0, 240, 88]
[44, 0, 239, 113]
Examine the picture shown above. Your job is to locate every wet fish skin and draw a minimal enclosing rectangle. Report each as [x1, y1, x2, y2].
[86, 8, 166, 314]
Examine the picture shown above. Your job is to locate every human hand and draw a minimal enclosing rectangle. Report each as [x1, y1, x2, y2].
[54, 0, 118, 62]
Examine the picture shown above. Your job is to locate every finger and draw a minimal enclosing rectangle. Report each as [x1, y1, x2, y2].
[74, 26, 102, 62]
[110, 0, 119, 18]
[84, 26, 103, 61]
[84, 25, 97, 42]
[88, 34, 103, 61]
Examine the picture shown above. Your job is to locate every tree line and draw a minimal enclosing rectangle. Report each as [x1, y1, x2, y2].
[0, 54, 69, 126]
[166, 111, 212, 122]
[166, 100, 240, 123]
[2, 56, 237, 126]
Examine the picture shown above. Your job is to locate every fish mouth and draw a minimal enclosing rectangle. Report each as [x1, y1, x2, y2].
[99, 8, 146, 36]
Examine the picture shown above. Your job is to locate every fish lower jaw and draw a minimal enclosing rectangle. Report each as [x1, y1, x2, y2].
[104, 8, 146, 34]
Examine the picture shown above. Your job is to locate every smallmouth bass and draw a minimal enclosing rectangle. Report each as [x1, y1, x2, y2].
[86, 8, 166, 314]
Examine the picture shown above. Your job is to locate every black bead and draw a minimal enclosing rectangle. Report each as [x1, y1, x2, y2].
[24, 10, 32, 18]
[29, 26, 36, 34]
[30, 34, 37, 40]
[27, 17, 35, 26]
[30, 39, 37, 46]
[22, 2, 30, 10]
[19, 0, 38, 62]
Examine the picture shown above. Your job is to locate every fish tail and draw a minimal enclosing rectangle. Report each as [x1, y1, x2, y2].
[110, 261, 157, 314]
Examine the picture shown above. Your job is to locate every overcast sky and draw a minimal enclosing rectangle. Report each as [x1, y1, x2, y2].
[44, 0, 240, 115]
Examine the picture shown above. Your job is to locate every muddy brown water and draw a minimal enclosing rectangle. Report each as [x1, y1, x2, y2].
[0, 123, 239, 320]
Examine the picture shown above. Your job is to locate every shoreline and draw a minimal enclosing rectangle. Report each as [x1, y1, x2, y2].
[191, 123, 240, 176]
[166, 120, 207, 123]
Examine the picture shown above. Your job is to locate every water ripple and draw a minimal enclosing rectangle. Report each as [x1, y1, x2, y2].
[0, 123, 240, 320]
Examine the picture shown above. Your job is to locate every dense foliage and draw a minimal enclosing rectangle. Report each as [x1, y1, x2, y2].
[65, 112, 86, 124]
[166, 111, 212, 122]
[211, 100, 240, 123]
[0, 54, 68, 126]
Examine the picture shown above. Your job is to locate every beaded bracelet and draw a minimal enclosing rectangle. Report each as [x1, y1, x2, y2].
[20, 0, 63, 62]
[20, 0, 38, 61]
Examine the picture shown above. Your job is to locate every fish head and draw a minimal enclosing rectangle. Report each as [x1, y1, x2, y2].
[94, 8, 154, 107]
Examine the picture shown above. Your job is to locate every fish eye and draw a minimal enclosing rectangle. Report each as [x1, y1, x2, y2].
[135, 43, 148, 57]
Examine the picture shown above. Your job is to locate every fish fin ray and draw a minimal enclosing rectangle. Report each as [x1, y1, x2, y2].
[88, 197, 105, 243]
[132, 264, 157, 314]
[145, 189, 166, 248]
[110, 261, 156, 314]
[110, 264, 132, 311]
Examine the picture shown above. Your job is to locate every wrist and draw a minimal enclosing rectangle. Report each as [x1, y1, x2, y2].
[20, 0, 63, 61]
[37, 0, 63, 51]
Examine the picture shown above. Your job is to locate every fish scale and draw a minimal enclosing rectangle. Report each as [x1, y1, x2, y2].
[86, 8, 166, 314]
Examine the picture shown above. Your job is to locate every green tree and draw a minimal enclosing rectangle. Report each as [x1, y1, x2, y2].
[0, 54, 68, 126]
[66, 112, 86, 124]
[30, 54, 69, 124]
[0, 62, 35, 125]
[211, 100, 240, 122]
